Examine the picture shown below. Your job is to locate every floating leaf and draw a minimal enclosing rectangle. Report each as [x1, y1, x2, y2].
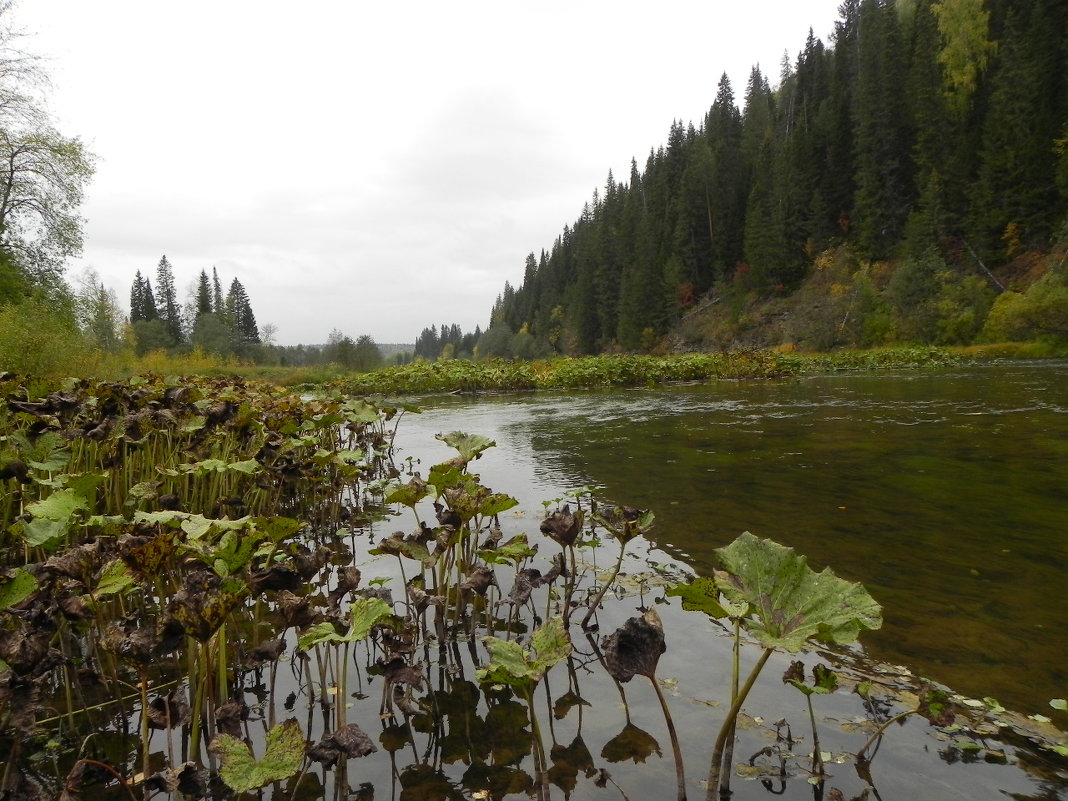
[714, 532, 882, 651]
[211, 718, 305, 793]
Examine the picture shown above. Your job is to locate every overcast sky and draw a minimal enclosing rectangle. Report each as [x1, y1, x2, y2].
[17, 0, 841, 346]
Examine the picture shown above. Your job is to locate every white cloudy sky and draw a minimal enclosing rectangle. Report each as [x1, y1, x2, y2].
[16, 0, 841, 346]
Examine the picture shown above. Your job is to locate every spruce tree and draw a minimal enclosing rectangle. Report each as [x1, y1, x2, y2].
[155, 255, 183, 346]
[195, 269, 213, 318]
[212, 266, 225, 312]
[225, 277, 260, 346]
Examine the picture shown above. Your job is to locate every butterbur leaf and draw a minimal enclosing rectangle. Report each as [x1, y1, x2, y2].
[479, 533, 537, 566]
[593, 506, 654, 544]
[169, 570, 248, 641]
[529, 616, 572, 674]
[714, 532, 882, 652]
[437, 431, 495, 464]
[540, 505, 583, 547]
[783, 660, 806, 691]
[244, 639, 285, 668]
[385, 476, 429, 508]
[460, 565, 497, 596]
[917, 686, 955, 727]
[783, 661, 837, 696]
[665, 576, 730, 619]
[298, 621, 346, 651]
[477, 617, 570, 691]
[812, 663, 838, 694]
[211, 718, 305, 792]
[0, 569, 37, 610]
[308, 723, 377, 768]
[348, 596, 395, 641]
[94, 560, 136, 597]
[602, 609, 666, 683]
[478, 637, 537, 690]
[147, 688, 192, 729]
[27, 489, 88, 522]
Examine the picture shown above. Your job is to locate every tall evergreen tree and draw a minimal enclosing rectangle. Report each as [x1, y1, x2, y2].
[195, 269, 213, 319]
[969, 0, 1067, 256]
[155, 255, 183, 345]
[212, 266, 225, 312]
[851, 0, 911, 257]
[129, 269, 158, 323]
[225, 277, 260, 346]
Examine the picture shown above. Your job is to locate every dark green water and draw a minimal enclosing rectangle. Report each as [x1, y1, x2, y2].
[402, 360, 1068, 717]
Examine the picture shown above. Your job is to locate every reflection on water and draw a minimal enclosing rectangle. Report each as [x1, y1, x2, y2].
[399, 361, 1068, 716]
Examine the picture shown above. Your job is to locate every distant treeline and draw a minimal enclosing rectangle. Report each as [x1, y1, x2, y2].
[423, 0, 1068, 357]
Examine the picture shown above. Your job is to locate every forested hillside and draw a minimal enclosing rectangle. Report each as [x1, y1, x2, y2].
[457, 0, 1068, 357]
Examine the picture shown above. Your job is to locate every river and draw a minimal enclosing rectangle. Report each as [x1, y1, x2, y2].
[394, 359, 1068, 719]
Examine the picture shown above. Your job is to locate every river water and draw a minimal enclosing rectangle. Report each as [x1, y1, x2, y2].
[395, 359, 1068, 719]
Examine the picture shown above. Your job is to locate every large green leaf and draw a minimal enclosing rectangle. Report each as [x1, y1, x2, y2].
[348, 597, 395, 642]
[665, 576, 730, 619]
[477, 617, 571, 692]
[714, 532, 882, 652]
[26, 489, 87, 521]
[437, 431, 495, 464]
[93, 560, 136, 598]
[529, 616, 572, 673]
[0, 568, 37, 609]
[211, 718, 305, 792]
[297, 597, 394, 651]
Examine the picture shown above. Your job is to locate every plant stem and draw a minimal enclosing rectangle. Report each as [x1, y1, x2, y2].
[706, 647, 773, 801]
[855, 709, 915, 761]
[807, 694, 824, 778]
[649, 674, 687, 801]
[580, 540, 626, 630]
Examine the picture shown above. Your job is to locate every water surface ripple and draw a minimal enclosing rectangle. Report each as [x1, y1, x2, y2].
[400, 360, 1068, 716]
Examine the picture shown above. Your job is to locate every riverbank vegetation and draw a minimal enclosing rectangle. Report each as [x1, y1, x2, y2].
[1, 373, 1065, 800]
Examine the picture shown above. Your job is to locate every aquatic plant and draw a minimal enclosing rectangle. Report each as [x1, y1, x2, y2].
[668, 532, 883, 800]
[602, 609, 686, 801]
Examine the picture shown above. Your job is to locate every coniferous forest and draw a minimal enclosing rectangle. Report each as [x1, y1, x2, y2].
[423, 0, 1068, 360]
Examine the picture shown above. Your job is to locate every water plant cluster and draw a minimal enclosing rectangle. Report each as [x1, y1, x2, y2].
[0, 373, 1064, 801]
[332, 346, 961, 395]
